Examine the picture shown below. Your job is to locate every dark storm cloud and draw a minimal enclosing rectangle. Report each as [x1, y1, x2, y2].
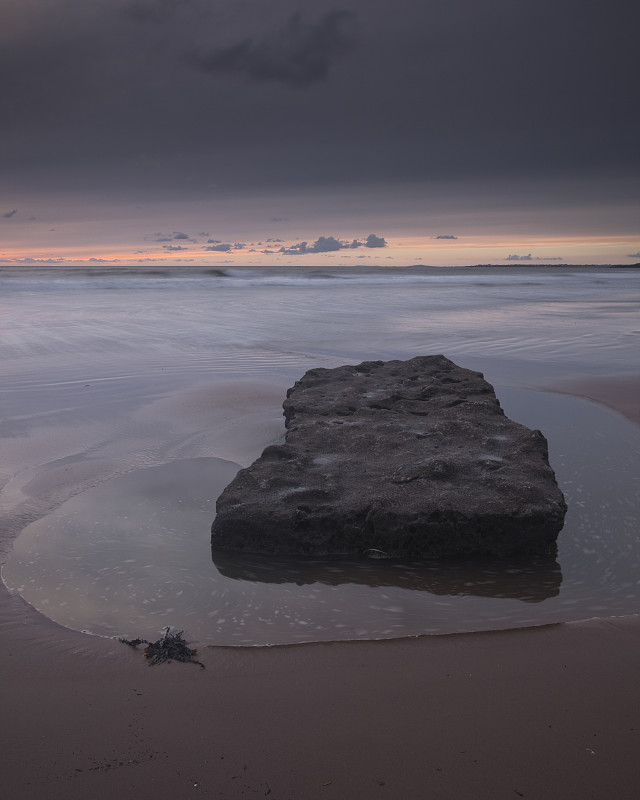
[0, 1, 638, 196]
[123, 0, 194, 23]
[193, 9, 357, 88]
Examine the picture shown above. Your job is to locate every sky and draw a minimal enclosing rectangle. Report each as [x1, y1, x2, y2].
[1, 0, 638, 267]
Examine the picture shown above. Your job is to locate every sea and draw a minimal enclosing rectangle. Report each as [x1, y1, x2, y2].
[1, 264, 639, 645]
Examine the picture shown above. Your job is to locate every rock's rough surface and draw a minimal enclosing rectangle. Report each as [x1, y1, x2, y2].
[211, 356, 567, 557]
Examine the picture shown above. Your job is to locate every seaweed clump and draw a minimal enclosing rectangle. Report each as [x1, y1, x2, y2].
[120, 627, 205, 669]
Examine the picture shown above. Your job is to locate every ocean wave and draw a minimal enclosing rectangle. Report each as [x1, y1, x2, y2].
[2, 264, 632, 292]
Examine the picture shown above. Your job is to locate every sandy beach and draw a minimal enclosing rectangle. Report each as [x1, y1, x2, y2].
[1, 374, 639, 800]
[2, 0, 639, 784]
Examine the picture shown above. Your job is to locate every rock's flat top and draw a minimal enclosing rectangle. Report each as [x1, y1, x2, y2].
[211, 355, 567, 557]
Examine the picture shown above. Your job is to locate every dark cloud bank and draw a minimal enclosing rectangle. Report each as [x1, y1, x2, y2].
[0, 0, 638, 202]
[194, 9, 357, 88]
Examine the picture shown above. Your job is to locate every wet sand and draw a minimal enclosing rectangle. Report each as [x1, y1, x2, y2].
[1, 375, 639, 799]
[537, 375, 640, 428]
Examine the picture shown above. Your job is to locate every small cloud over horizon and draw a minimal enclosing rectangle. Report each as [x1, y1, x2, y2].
[0, 256, 121, 265]
[434, 234, 458, 240]
[279, 233, 387, 255]
[3, 209, 18, 218]
[506, 253, 563, 262]
[365, 234, 386, 248]
[205, 243, 233, 252]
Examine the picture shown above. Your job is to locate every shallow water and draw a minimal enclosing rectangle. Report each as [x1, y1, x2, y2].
[1, 265, 639, 643]
[3, 389, 639, 643]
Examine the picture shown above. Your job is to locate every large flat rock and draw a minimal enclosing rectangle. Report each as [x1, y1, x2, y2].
[211, 355, 567, 557]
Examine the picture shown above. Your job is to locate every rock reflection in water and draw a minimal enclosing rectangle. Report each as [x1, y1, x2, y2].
[211, 549, 562, 603]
